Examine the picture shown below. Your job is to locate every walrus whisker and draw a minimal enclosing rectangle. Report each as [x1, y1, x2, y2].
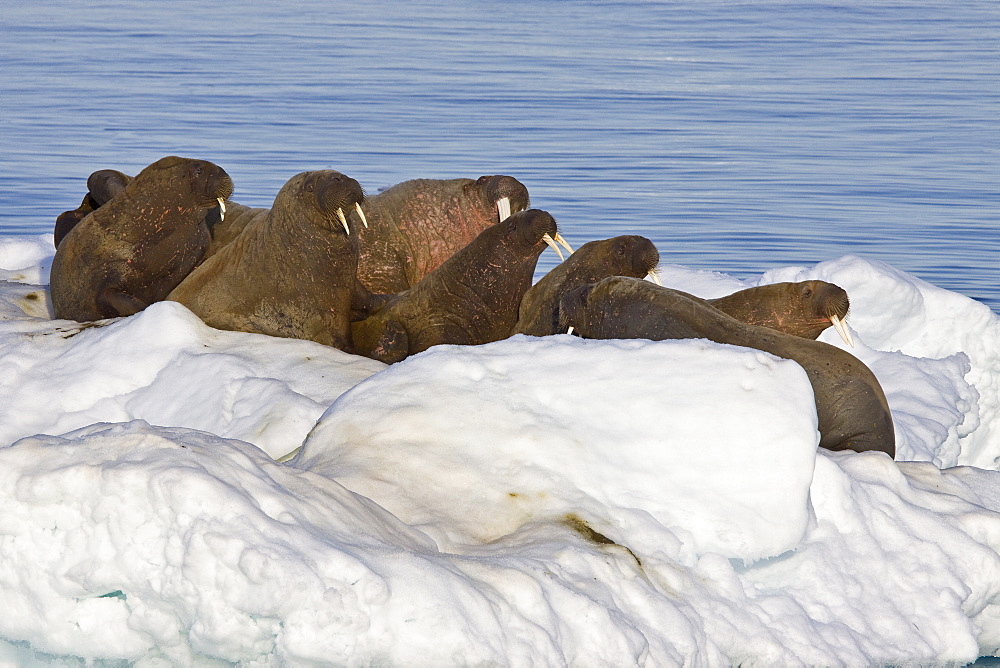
[496, 196, 512, 222]
[554, 232, 574, 255]
[217, 198, 226, 223]
[336, 208, 350, 235]
[830, 314, 855, 347]
[647, 269, 662, 286]
[355, 202, 368, 228]
[542, 233, 565, 261]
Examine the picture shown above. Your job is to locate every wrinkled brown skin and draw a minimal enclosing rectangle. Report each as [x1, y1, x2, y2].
[352, 209, 560, 363]
[354, 175, 530, 294]
[53, 169, 132, 247]
[516, 235, 660, 336]
[200, 201, 268, 258]
[168, 170, 366, 352]
[709, 280, 850, 340]
[559, 276, 895, 457]
[50, 157, 234, 322]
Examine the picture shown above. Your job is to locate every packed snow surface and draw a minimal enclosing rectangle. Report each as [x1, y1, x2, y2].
[1, 233, 998, 666]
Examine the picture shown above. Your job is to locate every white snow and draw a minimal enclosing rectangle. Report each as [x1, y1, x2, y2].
[1, 232, 999, 666]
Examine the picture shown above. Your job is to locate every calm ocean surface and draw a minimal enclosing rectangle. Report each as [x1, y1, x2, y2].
[2, 1, 997, 312]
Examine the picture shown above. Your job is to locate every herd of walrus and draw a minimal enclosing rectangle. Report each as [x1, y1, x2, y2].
[49, 155, 896, 458]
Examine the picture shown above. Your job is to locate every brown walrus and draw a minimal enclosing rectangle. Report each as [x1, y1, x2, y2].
[515, 235, 662, 336]
[710, 280, 853, 345]
[354, 175, 539, 294]
[53, 169, 133, 247]
[54, 166, 248, 256]
[352, 209, 567, 363]
[50, 156, 234, 322]
[558, 276, 895, 457]
[167, 170, 367, 352]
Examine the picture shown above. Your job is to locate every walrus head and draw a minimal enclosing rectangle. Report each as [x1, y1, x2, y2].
[502, 209, 575, 262]
[502, 209, 574, 262]
[274, 170, 367, 236]
[709, 280, 853, 345]
[608, 235, 662, 285]
[475, 175, 531, 223]
[132, 156, 234, 219]
[309, 170, 366, 235]
[186, 159, 234, 212]
[557, 282, 596, 336]
[799, 280, 852, 344]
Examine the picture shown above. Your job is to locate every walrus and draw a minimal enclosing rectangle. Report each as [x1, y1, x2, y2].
[352, 209, 568, 363]
[53, 169, 133, 247]
[558, 276, 895, 457]
[54, 166, 248, 256]
[709, 280, 854, 345]
[50, 156, 234, 322]
[515, 235, 662, 336]
[167, 170, 367, 352]
[355, 175, 566, 294]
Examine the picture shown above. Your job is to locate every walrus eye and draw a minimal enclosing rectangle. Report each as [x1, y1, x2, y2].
[802, 287, 813, 298]
[304, 180, 315, 193]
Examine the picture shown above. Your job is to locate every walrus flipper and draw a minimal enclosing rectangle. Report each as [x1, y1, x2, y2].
[54, 194, 98, 248]
[86, 169, 131, 205]
[350, 279, 394, 322]
[369, 320, 410, 364]
[98, 286, 149, 318]
[816, 378, 896, 458]
[54, 169, 133, 248]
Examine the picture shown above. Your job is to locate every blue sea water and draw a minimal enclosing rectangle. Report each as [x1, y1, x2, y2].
[1, 1, 997, 312]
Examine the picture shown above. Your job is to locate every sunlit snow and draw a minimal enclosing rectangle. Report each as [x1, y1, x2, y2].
[1, 233, 998, 666]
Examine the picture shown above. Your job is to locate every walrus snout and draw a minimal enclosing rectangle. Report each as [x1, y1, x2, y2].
[186, 159, 234, 206]
[300, 170, 365, 235]
[810, 281, 850, 320]
[478, 175, 530, 215]
[614, 235, 660, 276]
[557, 283, 593, 335]
[507, 209, 557, 247]
[212, 169, 235, 204]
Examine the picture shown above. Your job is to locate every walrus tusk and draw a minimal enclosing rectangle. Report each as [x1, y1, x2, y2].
[542, 233, 565, 261]
[553, 233, 574, 255]
[647, 269, 662, 286]
[217, 198, 226, 223]
[830, 314, 855, 348]
[355, 202, 368, 228]
[336, 208, 350, 235]
[567, 326, 575, 335]
[496, 197, 512, 222]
